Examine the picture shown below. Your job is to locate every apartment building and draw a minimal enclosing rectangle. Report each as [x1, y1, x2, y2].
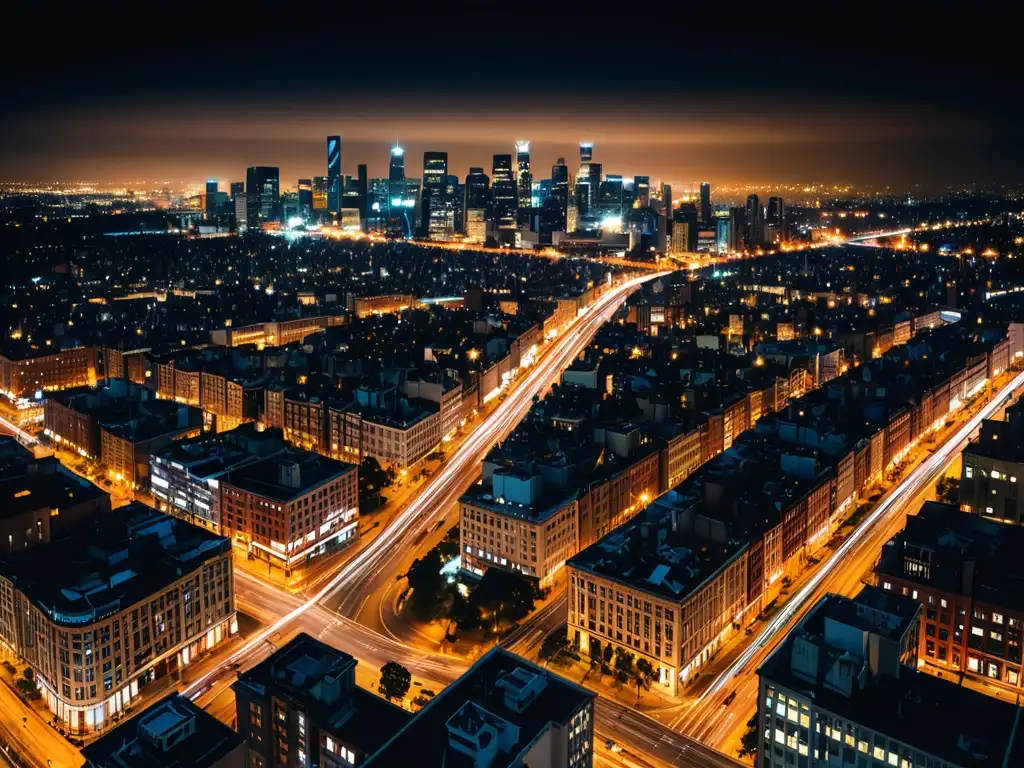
[757, 586, 1024, 768]
[959, 399, 1024, 524]
[220, 448, 358, 572]
[0, 504, 236, 734]
[568, 495, 748, 695]
[0, 345, 97, 399]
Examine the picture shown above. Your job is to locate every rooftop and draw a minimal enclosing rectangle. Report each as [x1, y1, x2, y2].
[568, 491, 749, 602]
[222, 448, 355, 502]
[81, 693, 244, 768]
[365, 647, 593, 767]
[0, 503, 230, 626]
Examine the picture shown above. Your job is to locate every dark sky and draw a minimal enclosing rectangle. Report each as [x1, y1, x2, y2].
[3, 3, 1020, 191]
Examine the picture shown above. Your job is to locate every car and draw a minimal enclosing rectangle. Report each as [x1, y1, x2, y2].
[605, 740, 622, 753]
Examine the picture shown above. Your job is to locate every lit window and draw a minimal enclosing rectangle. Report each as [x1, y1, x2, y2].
[972, 626, 984, 637]
[968, 656, 980, 672]
[941, 598, 948, 608]
[888, 753, 899, 766]
[991, 631, 1003, 641]
[1013, 477, 1018, 483]
[994, 613, 1004, 624]
[966, 467, 974, 478]
[883, 581, 892, 590]
[912, 590, 918, 600]
[993, 470, 1001, 480]
[874, 746, 885, 760]
[858, 740, 869, 753]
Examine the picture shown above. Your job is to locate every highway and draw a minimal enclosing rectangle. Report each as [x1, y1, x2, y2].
[671, 370, 1024, 751]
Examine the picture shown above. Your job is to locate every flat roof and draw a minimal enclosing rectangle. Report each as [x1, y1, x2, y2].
[223, 449, 355, 502]
[81, 693, 244, 768]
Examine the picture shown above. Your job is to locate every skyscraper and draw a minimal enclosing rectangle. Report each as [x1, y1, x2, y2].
[297, 178, 312, 220]
[745, 194, 764, 249]
[464, 167, 490, 232]
[245, 166, 280, 225]
[767, 196, 786, 242]
[598, 175, 624, 222]
[326, 135, 341, 215]
[356, 164, 368, 224]
[699, 182, 712, 225]
[551, 158, 569, 231]
[388, 145, 406, 212]
[579, 142, 593, 163]
[728, 206, 746, 252]
[515, 141, 532, 214]
[205, 179, 218, 216]
[312, 176, 328, 211]
[229, 181, 244, 201]
[490, 153, 516, 226]
[421, 151, 450, 239]
[633, 176, 650, 207]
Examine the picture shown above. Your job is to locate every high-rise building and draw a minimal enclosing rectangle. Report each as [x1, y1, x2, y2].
[235, 192, 247, 230]
[634, 175, 651, 207]
[312, 176, 328, 211]
[715, 214, 730, 254]
[205, 179, 218, 216]
[727, 206, 745, 252]
[745, 193, 764, 249]
[356, 163, 368, 223]
[421, 151, 451, 240]
[464, 167, 490, 211]
[699, 181, 711, 225]
[673, 202, 699, 253]
[245, 166, 280, 225]
[598, 175, 624, 222]
[515, 140, 533, 214]
[551, 158, 569, 231]
[490, 153, 517, 226]
[388, 145, 406, 213]
[297, 178, 313, 220]
[326, 135, 341, 214]
[767, 196, 786, 243]
[229, 181, 244, 201]
[579, 141, 594, 163]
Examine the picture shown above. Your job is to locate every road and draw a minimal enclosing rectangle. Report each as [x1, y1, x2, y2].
[673, 370, 1024, 752]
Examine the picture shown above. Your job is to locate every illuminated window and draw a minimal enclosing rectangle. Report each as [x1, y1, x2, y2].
[994, 613, 1004, 624]
[966, 467, 973, 478]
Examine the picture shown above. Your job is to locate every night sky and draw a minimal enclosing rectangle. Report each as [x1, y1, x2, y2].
[3, 4, 1020, 191]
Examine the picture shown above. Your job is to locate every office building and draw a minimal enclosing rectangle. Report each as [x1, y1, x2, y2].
[491, 153, 517, 226]
[233, 633, 411, 768]
[229, 181, 244, 201]
[579, 141, 593, 163]
[463, 167, 490, 235]
[312, 176, 328, 211]
[672, 203, 698, 253]
[220, 448, 359, 573]
[515, 140, 532, 214]
[551, 158, 570, 231]
[245, 166, 280, 226]
[150, 424, 285, 532]
[388, 145, 406, 204]
[326, 135, 341, 214]
[421, 151, 451, 240]
[634, 175, 650, 208]
[297, 178, 313, 220]
[364, 646, 595, 768]
[598, 175, 623, 222]
[728, 206, 745, 252]
[959, 399, 1024, 523]
[715, 214, 730, 254]
[745, 193, 764, 249]
[757, 585, 1024, 767]
[876, 500, 1024, 692]
[767, 196, 786, 242]
[699, 181, 711, 225]
[82, 693, 245, 768]
[204, 179, 218, 216]
[0, 503, 236, 734]
[356, 163, 368, 222]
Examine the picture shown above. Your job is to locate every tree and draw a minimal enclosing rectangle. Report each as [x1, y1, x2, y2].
[539, 631, 573, 666]
[632, 658, 658, 704]
[468, 568, 542, 630]
[359, 456, 392, 508]
[613, 648, 634, 685]
[405, 549, 447, 622]
[936, 475, 961, 505]
[738, 713, 759, 760]
[378, 662, 412, 704]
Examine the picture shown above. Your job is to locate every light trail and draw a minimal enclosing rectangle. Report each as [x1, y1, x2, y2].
[701, 370, 1024, 700]
[184, 271, 666, 698]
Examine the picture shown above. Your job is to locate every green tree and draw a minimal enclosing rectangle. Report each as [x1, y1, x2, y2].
[405, 549, 447, 622]
[936, 475, 961, 505]
[738, 714, 759, 760]
[359, 456, 392, 508]
[613, 648, 634, 685]
[378, 661, 412, 704]
[539, 630, 573, 666]
[632, 658, 658, 703]
[468, 568, 542, 629]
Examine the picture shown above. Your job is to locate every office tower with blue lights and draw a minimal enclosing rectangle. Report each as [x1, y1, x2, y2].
[245, 166, 280, 225]
[490, 153, 517, 227]
[326, 135, 341, 215]
[745, 193, 764, 248]
[699, 181, 711, 225]
[515, 141, 532, 216]
[205, 179, 218, 216]
[298, 178, 312, 220]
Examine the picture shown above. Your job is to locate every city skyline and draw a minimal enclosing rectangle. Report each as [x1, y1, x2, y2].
[2, 5, 1019, 191]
